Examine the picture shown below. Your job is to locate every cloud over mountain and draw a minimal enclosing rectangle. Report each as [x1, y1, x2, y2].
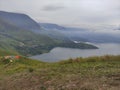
[0, 0, 120, 27]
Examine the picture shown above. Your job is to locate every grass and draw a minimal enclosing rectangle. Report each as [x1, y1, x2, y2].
[0, 55, 120, 90]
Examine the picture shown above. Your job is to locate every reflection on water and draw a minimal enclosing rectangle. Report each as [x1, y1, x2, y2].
[31, 43, 120, 62]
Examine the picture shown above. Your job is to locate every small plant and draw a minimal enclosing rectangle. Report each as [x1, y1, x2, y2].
[68, 58, 73, 63]
[28, 68, 34, 73]
[0, 57, 10, 64]
[40, 86, 46, 90]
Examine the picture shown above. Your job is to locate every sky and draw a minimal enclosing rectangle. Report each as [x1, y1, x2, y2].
[0, 0, 120, 27]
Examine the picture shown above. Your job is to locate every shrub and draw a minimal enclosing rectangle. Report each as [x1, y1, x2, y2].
[28, 68, 34, 73]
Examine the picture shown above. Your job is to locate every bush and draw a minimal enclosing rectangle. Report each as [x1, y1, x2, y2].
[0, 57, 10, 64]
[28, 68, 34, 73]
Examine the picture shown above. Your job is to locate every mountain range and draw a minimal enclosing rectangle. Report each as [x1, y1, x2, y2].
[40, 23, 120, 43]
[0, 11, 97, 56]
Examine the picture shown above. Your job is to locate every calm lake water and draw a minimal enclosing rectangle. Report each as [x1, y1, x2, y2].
[31, 43, 120, 62]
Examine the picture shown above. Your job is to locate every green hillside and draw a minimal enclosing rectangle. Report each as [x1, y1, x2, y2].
[0, 49, 18, 56]
[0, 16, 98, 56]
[0, 18, 56, 55]
[0, 55, 119, 90]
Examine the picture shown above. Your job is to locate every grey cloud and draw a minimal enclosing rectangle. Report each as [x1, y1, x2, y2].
[0, 0, 120, 27]
[42, 5, 65, 11]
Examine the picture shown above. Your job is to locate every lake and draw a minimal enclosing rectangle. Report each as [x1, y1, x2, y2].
[31, 43, 120, 62]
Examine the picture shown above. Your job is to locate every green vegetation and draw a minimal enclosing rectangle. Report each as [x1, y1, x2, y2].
[0, 50, 17, 56]
[0, 55, 119, 90]
[0, 18, 57, 55]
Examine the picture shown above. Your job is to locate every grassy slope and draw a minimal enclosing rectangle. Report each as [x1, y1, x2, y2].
[0, 55, 119, 90]
[0, 49, 18, 56]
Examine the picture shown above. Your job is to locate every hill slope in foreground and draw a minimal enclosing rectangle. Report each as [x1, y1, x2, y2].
[0, 55, 120, 90]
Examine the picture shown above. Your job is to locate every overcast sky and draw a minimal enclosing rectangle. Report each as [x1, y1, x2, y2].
[0, 0, 120, 27]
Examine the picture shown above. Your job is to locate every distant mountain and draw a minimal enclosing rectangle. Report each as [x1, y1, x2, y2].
[0, 17, 57, 55]
[39, 23, 70, 42]
[40, 23, 120, 43]
[0, 11, 71, 42]
[40, 23, 87, 31]
[0, 11, 41, 32]
[40, 23, 66, 30]
[0, 11, 97, 56]
[40, 23, 89, 42]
